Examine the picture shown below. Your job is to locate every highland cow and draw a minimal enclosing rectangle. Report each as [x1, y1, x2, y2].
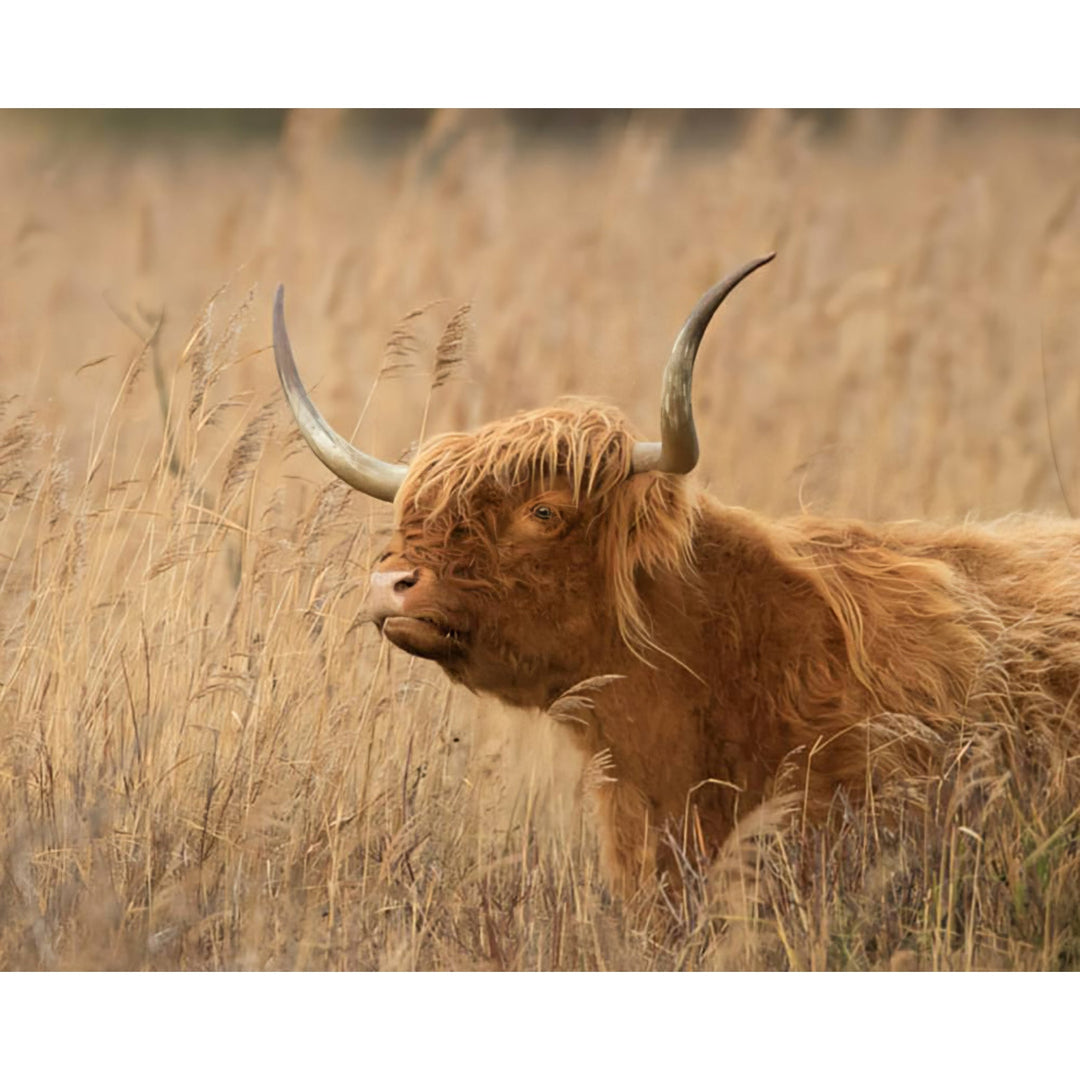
[272, 255, 1080, 894]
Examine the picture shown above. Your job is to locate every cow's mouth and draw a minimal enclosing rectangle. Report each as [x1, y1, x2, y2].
[380, 615, 468, 661]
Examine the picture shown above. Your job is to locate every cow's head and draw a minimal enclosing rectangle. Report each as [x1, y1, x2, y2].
[272, 255, 773, 707]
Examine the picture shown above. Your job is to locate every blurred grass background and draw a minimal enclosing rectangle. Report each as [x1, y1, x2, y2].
[1, 108, 1079, 969]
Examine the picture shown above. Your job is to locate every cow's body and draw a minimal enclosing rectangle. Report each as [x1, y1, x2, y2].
[271, 258, 1080, 894]
[376, 404, 1080, 889]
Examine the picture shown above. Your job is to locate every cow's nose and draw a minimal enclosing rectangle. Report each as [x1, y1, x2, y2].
[369, 568, 419, 619]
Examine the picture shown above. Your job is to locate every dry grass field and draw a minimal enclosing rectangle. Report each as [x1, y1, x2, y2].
[1, 108, 1079, 970]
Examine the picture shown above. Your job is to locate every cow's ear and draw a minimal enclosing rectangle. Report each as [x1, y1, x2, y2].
[617, 473, 657, 540]
[630, 475, 696, 576]
[600, 473, 698, 651]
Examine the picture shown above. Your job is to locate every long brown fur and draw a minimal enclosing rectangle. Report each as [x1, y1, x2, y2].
[375, 400, 1080, 895]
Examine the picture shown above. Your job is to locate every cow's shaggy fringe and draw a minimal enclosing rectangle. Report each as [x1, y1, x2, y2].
[398, 401, 699, 654]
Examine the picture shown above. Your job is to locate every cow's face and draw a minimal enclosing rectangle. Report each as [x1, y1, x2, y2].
[270, 256, 773, 704]
[367, 432, 623, 708]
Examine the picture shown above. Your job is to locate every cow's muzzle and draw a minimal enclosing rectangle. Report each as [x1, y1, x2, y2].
[368, 567, 468, 661]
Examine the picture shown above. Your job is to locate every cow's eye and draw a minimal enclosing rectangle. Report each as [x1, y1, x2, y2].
[532, 504, 554, 521]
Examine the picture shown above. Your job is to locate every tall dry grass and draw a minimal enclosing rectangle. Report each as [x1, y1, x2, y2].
[1, 109, 1079, 969]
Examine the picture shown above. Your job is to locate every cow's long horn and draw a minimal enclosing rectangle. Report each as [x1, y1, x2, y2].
[272, 285, 407, 502]
[631, 253, 776, 475]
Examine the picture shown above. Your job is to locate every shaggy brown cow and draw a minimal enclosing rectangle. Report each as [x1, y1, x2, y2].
[271, 255, 1080, 894]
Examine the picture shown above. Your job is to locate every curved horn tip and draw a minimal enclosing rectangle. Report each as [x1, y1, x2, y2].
[268, 283, 406, 503]
[631, 251, 773, 477]
[744, 251, 776, 275]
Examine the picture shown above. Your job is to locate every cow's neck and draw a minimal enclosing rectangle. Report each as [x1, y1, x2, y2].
[569, 503, 846, 837]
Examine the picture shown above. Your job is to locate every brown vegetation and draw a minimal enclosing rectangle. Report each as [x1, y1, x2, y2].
[1, 110, 1080, 969]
